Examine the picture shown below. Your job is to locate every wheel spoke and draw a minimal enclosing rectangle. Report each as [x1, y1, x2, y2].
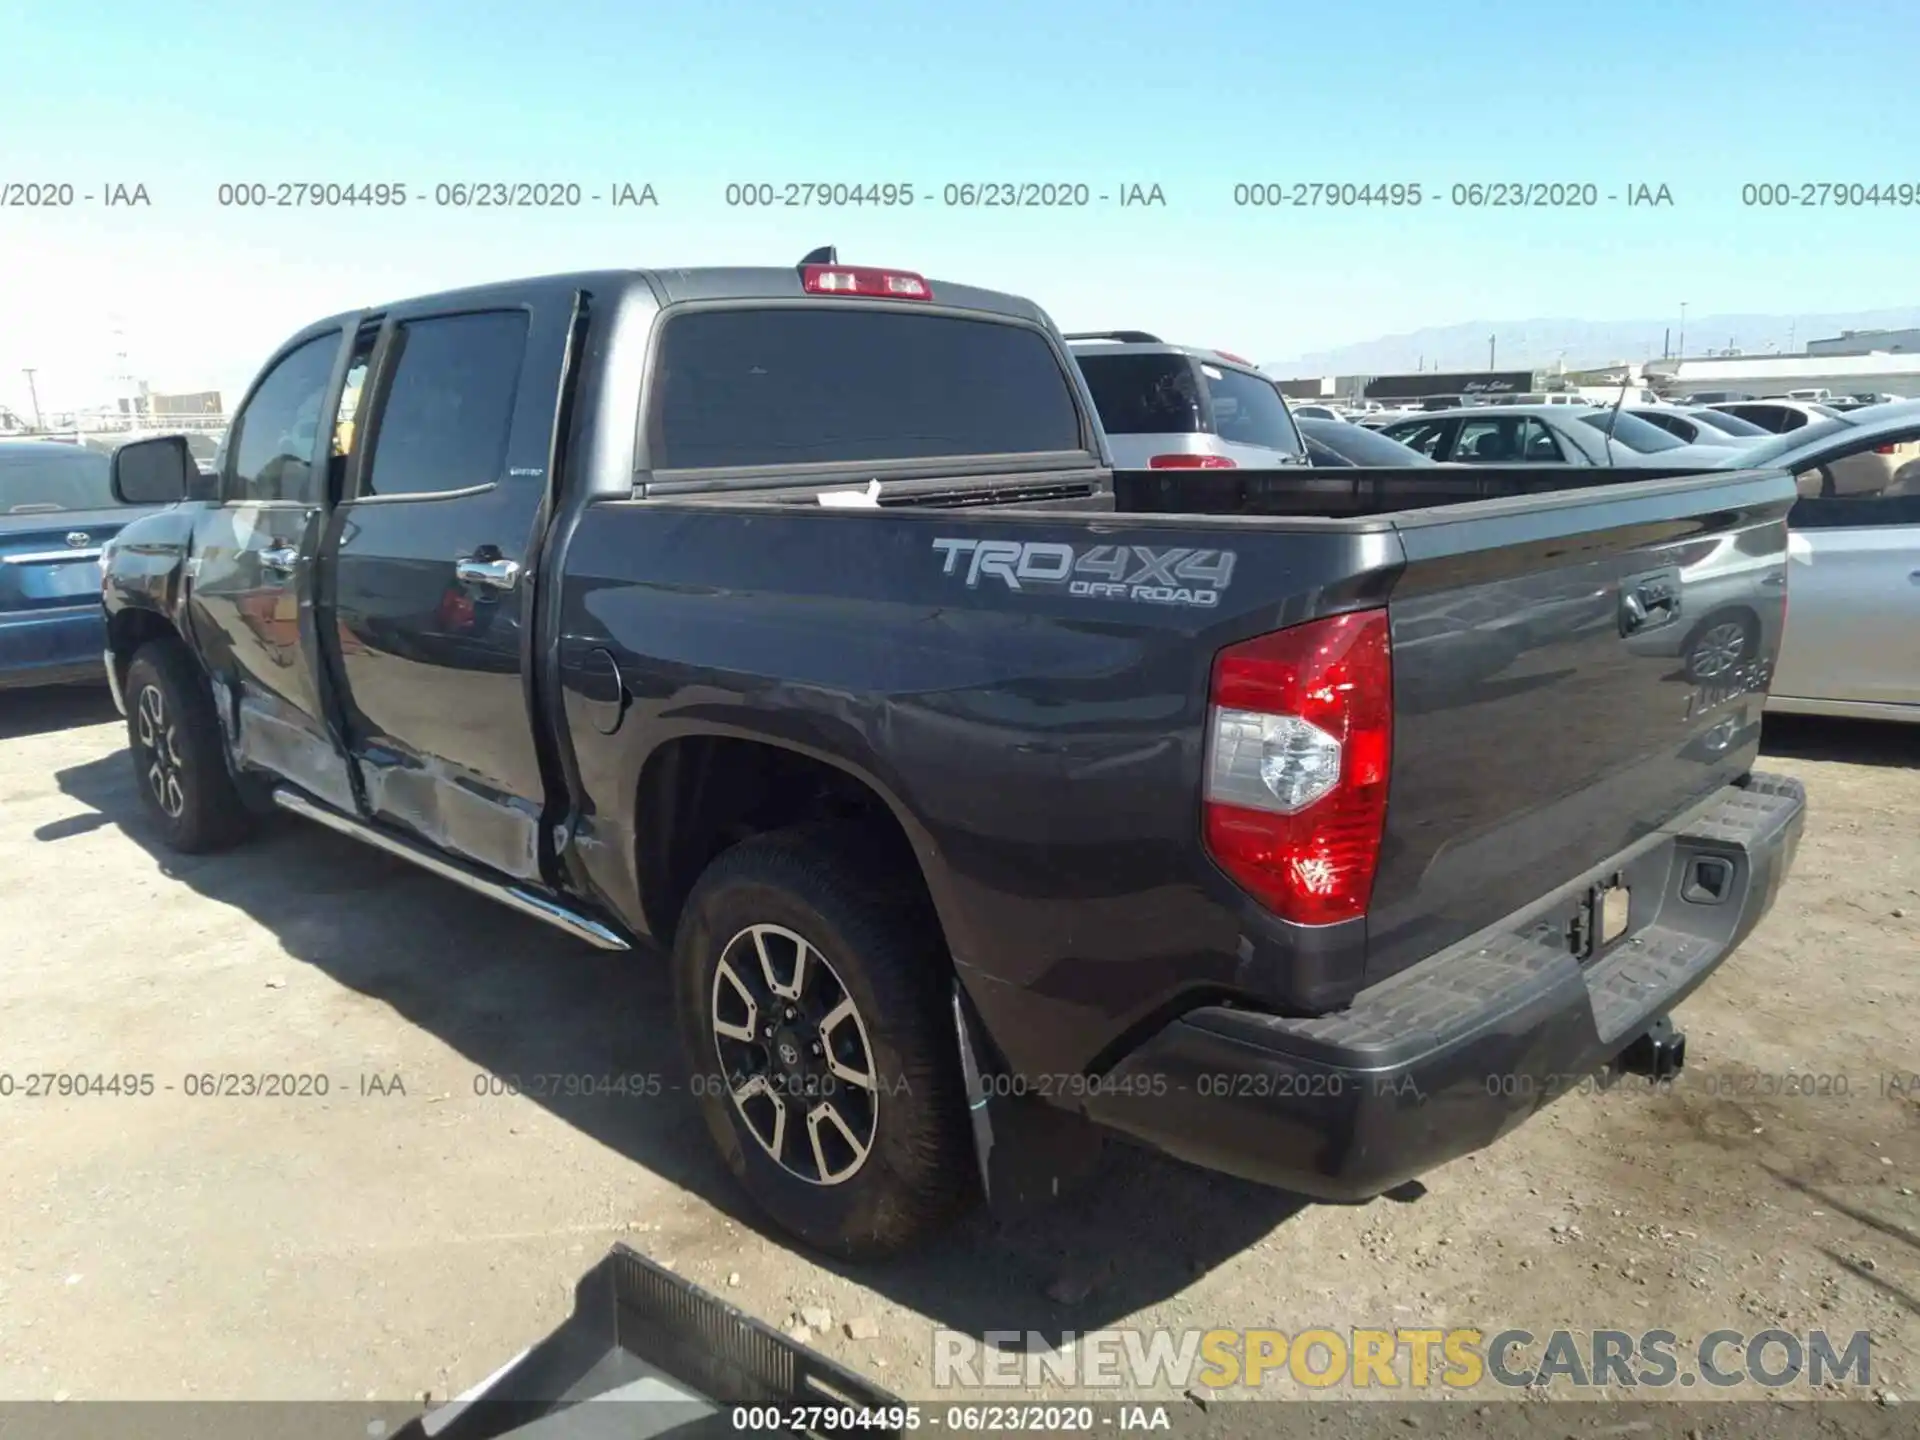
[164, 772, 185, 817]
[755, 926, 808, 1001]
[711, 958, 760, 1043]
[147, 761, 168, 808]
[807, 1100, 869, 1183]
[136, 686, 160, 748]
[731, 1074, 788, 1161]
[818, 996, 876, 1090]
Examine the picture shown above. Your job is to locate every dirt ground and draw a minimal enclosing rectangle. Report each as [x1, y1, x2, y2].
[1, 685, 1913, 1422]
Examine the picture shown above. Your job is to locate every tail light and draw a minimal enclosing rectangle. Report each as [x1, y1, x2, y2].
[1874, 444, 1898, 455]
[800, 264, 931, 300]
[1203, 610, 1393, 926]
[1149, 454, 1237, 469]
[1214, 350, 1253, 365]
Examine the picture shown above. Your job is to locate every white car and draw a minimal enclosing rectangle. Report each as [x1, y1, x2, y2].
[1627, 406, 1766, 449]
[1706, 399, 1843, 435]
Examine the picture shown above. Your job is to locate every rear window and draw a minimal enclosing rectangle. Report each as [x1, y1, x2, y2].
[0, 445, 115, 513]
[648, 307, 1083, 470]
[1073, 353, 1205, 435]
[1576, 410, 1687, 452]
[1202, 365, 1304, 456]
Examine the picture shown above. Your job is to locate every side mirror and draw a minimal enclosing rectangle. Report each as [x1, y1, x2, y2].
[111, 435, 197, 505]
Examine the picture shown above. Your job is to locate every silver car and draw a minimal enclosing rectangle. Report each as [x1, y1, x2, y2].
[1068, 333, 1307, 469]
[1627, 406, 1766, 449]
[1714, 401, 1920, 723]
[1378, 404, 1732, 467]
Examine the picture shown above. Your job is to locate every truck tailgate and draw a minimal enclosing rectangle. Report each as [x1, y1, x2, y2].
[1363, 468, 1795, 979]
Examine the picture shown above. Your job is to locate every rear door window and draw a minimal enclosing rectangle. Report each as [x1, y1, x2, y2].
[650, 308, 1085, 470]
[1202, 365, 1304, 457]
[1073, 353, 1205, 435]
[1387, 418, 1459, 458]
[359, 312, 529, 498]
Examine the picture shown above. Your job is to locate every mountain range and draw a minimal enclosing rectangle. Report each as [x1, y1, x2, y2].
[1264, 307, 1920, 379]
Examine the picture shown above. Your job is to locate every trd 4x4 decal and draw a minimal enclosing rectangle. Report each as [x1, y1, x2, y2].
[932, 538, 1236, 609]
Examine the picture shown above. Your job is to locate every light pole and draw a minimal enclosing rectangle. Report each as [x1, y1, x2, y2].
[1678, 302, 1688, 360]
[1488, 334, 1496, 369]
[22, 368, 42, 430]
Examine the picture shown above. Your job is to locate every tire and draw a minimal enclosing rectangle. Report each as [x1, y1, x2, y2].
[123, 639, 255, 854]
[672, 824, 977, 1259]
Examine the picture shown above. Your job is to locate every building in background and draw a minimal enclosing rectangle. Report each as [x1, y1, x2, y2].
[1806, 327, 1920, 357]
[1644, 350, 1920, 400]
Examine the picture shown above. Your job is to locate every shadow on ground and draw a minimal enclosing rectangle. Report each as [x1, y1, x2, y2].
[0, 682, 119, 741]
[49, 747, 1316, 1336]
[1761, 713, 1916, 770]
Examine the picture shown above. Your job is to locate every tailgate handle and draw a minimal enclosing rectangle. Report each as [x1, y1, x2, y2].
[1619, 569, 1680, 635]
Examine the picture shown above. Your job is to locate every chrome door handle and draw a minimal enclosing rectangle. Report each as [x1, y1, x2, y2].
[455, 555, 521, 591]
[260, 544, 300, 576]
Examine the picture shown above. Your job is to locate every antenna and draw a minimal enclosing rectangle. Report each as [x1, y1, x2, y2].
[1601, 368, 1632, 463]
[798, 246, 837, 267]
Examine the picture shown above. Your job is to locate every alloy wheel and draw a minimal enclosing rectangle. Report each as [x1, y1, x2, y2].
[134, 683, 187, 819]
[1689, 622, 1749, 679]
[710, 923, 879, 1186]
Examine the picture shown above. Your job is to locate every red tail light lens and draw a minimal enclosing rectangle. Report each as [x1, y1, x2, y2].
[800, 264, 931, 300]
[1874, 444, 1898, 455]
[1149, 453, 1237, 469]
[1214, 350, 1253, 365]
[1203, 610, 1393, 925]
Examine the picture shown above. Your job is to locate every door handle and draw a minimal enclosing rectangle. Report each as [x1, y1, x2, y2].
[455, 555, 521, 591]
[1619, 567, 1681, 636]
[260, 544, 300, 576]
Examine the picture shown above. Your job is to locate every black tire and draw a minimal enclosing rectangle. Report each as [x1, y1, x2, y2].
[123, 639, 254, 854]
[672, 824, 977, 1259]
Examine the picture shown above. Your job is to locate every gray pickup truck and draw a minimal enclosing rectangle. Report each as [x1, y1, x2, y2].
[102, 251, 1804, 1258]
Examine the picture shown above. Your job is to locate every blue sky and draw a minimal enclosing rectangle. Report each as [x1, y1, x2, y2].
[4, 0, 1918, 412]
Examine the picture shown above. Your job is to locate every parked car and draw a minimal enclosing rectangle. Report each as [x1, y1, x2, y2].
[1627, 406, 1764, 449]
[1676, 406, 1770, 437]
[102, 253, 1803, 1260]
[1707, 399, 1843, 434]
[1378, 404, 1731, 467]
[1711, 401, 1920, 723]
[1291, 404, 1343, 421]
[1, 441, 168, 690]
[1297, 415, 1438, 466]
[1067, 331, 1307, 468]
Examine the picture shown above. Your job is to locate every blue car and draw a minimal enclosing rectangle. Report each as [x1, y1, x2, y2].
[1, 441, 165, 689]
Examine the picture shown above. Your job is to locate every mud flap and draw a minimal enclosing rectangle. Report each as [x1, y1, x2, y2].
[952, 984, 1107, 1221]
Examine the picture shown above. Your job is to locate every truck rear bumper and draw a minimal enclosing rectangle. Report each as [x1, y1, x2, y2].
[1082, 773, 1805, 1200]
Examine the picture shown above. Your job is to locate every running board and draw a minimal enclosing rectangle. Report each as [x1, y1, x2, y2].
[272, 789, 632, 951]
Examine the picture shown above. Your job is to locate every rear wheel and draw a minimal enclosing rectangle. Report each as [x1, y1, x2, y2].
[672, 825, 977, 1259]
[124, 639, 254, 854]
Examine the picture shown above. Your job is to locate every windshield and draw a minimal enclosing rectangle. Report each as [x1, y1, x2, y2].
[1686, 408, 1767, 436]
[1576, 410, 1687, 453]
[1728, 415, 1861, 469]
[0, 445, 116, 513]
[1202, 365, 1304, 456]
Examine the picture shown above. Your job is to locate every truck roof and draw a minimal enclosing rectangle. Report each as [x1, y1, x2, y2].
[292, 265, 1051, 346]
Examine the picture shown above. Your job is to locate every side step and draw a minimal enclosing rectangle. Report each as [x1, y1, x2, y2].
[273, 789, 631, 951]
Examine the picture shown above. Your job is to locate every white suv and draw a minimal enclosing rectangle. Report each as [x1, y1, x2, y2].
[1067, 332, 1307, 469]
